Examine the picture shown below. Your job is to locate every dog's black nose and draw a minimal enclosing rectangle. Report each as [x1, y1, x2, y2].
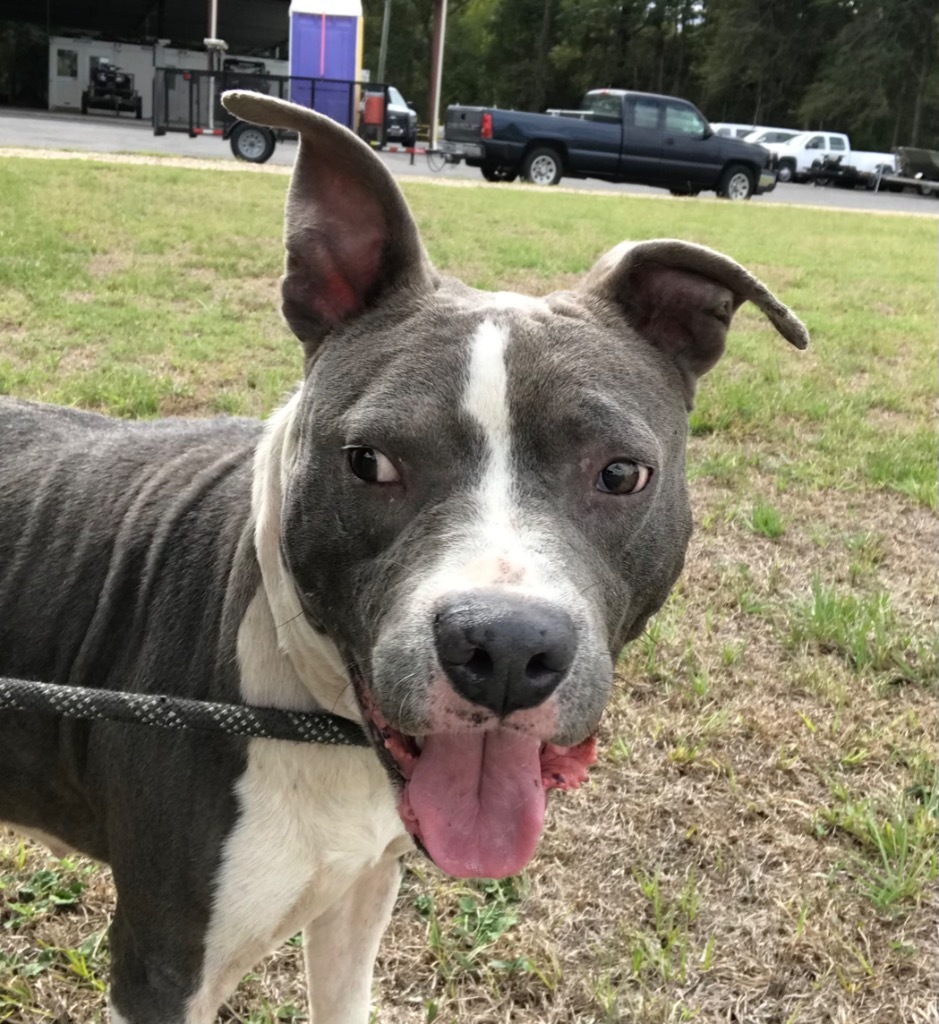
[433, 590, 576, 717]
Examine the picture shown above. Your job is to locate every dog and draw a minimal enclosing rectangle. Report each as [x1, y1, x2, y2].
[0, 90, 807, 1024]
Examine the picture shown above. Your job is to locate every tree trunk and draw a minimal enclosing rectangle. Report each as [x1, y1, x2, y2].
[533, 0, 554, 111]
[910, 11, 933, 145]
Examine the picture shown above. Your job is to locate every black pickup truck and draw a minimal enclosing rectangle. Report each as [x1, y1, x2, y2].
[443, 89, 776, 200]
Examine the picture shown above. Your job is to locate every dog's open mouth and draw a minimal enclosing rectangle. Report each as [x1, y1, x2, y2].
[366, 703, 597, 879]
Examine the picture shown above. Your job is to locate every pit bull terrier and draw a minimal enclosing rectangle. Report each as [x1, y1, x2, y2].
[0, 90, 807, 1023]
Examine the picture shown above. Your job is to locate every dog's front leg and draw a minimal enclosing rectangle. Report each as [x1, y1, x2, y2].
[303, 852, 403, 1023]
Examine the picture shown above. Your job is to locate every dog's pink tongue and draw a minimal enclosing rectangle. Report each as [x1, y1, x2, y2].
[407, 729, 545, 879]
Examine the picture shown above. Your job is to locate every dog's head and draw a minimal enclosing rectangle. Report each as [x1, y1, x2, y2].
[223, 92, 807, 880]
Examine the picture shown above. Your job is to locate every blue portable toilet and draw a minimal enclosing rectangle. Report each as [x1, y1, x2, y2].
[289, 0, 363, 129]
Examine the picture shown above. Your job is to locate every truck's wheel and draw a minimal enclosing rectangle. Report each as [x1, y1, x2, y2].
[718, 164, 754, 200]
[230, 121, 276, 164]
[81, 91, 89, 115]
[481, 164, 518, 183]
[521, 147, 562, 186]
[776, 160, 796, 184]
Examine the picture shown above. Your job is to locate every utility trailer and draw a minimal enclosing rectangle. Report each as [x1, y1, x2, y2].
[152, 67, 394, 162]
[804, 154, 890, 190]
[874, 146, 939, 197]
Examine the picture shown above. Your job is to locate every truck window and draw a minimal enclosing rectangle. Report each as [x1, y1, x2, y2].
[829, 136, 846, 151]
[628, 97, 662, 130]
[806, 135, 825, 149]
[581, 94, 623, 122]
[664, 101, 707, 136]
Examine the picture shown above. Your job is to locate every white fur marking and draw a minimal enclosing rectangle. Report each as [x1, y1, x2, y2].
[303, 855, 404, 1022]
[485, 292, 550, 312]
[185, 393, 409, 1020]
[250, 390, 358, 718]
[108, 1004, 130, 1024]
[463, 320, 513, 538]
[186, 591, 406, 1021]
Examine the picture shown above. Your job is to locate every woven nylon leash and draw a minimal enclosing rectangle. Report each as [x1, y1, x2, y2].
[0, 676, 369, 747]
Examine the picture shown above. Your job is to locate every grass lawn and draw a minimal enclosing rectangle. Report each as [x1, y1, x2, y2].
[0, 155, 936, 1024]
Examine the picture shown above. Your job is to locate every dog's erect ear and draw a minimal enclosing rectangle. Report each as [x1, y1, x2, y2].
[580, 239, 808, 394]
[221, 91, 435, 356]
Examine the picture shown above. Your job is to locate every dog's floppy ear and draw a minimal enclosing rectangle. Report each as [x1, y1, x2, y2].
[580, 239, 808, 398]
[221, 91, 435, 357]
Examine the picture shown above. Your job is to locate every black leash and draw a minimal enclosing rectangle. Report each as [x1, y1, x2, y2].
[0, 676, 369, 747]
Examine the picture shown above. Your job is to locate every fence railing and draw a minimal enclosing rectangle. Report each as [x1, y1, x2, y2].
[152, 67, 390, 144]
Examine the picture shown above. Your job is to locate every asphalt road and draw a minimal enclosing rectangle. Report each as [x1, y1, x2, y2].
[2, 107, 937, 217]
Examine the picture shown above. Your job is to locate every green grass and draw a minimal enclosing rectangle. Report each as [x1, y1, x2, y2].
[1, 159, 937, 513]
[788, 576, 936, 684]
[817, 778, 938, 911]
[746, 497, 786, 539]
[0, 155, 936, 1024]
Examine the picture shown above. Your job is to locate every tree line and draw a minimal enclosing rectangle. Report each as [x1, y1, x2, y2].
[363, 0, 939, 151]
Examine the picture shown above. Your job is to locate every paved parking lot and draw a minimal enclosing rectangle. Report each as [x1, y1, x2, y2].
[2, 108, 936, 216]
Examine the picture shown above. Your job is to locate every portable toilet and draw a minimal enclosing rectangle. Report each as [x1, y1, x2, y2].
[289, 0, 363, 129]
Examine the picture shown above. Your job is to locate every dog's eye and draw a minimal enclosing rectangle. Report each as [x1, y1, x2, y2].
[347, 447, 400, 484]
[596, 460, 651, 495]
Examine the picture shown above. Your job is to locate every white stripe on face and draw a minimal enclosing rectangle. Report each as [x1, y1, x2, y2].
[463, 319, 512, 535]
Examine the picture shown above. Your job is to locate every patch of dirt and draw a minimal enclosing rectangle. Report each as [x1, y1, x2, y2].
[87, 252, 134, 279]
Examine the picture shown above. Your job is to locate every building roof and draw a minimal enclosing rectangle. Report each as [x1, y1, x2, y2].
[8, 0, 291, 54]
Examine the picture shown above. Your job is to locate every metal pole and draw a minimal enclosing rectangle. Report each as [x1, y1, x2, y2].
[207, 0, 218, 130]
[430, 0, 447, 150]
[377, 0, 392, 84]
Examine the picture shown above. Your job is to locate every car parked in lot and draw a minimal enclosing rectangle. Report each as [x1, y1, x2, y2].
[742, 127, 801, 146]
[359, 84, 418, 148]
[443, 89, 776, 199]
[710, 122, 758, 139]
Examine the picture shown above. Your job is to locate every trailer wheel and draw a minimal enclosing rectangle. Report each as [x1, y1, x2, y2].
[718, 164, 754, 200]
[230, 122, 276, 164]
[521, 147, 563, 186]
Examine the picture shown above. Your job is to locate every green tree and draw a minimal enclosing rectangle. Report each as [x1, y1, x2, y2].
[362, 0, 939, 149]
[800, 0, 939, 148]
[696, 0, 839, 126]
[362, 0, 475, 121]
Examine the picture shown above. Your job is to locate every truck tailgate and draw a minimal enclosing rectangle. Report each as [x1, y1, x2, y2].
[445, 106, 485, 142]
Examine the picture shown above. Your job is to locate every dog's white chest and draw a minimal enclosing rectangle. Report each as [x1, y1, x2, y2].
[194, 740, 406, 1014]
[188, 583, 407, 1012]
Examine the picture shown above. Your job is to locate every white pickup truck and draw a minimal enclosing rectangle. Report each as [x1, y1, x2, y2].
[763, 131, 896, 183]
